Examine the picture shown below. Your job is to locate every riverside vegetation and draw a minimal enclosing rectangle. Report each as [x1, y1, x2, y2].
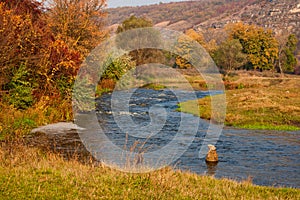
[178, 71, 300, 131]
[1, 0, 300, 199]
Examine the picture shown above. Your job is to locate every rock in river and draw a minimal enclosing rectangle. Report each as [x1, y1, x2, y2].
[26, 122, 96, 164]
[205, 144, 218, 163]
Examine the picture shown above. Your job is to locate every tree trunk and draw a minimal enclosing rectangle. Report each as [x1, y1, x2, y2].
[277, 54, 284, 77]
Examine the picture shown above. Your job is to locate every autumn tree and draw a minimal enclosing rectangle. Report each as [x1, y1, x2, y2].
[174, 29, 217, 69]
[47, 0, 107, 56]
[0, 1, 47, 85]
[41, 0, 107, 98]
[227, 22, 278, 71]
[0, 1, 52, 108]
[0, 0, 108, 109]
[116, 15, 166, 73]
[174, 34, 195, 69]
[174, 30, 202, 69]
[213, 39, 247, 72]
[185, 29, 217, 54]
[185, 29, 206, 46]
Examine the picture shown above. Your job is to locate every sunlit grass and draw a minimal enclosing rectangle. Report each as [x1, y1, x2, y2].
[141, 83, 167, 90]
[235, 124, 300, 131]
[178, 77, 300, 131]
[0, 143, 299, 199]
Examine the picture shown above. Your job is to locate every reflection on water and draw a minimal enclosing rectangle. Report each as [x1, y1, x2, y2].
[206, 162, 218, 176]
[93, 88, 300, 188]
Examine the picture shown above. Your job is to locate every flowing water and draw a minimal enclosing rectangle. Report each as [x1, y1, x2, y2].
[90, 88, 300, 188]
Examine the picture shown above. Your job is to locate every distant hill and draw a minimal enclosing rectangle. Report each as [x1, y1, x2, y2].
[107, 0, 300, 62]
[106, 0, 259, 31]
[196, 0, 299, 37]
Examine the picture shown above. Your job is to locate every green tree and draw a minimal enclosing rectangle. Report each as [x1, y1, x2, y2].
[276, 33, 298, 74]
[5, 64, 34, 109]
[101, 55, 136, 81]
[213, 39, 247, 72]
[283, 34, 298, 72]
[117, 15, 153, 33]
[227, 22, 278, 71]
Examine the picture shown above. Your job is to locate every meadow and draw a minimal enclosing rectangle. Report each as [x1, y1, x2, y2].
[178, 71, 300, 131]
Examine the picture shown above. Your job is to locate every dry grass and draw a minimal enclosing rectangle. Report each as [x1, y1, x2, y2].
[179, 72, 300, 130]
[0, 98, 73, 140]
[0, 142, 299, 199]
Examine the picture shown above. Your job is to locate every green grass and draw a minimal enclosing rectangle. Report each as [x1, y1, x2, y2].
[141, 83, 167, 90]
[177, 100, 201, 116]
[235, 124, 300, 131]
[0, 143, 299, 199]
[178, 85, 300, 131]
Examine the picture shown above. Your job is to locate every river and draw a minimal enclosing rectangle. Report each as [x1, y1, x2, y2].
[75, 88, 300, 188]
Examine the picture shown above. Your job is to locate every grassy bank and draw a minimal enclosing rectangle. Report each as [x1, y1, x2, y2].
[178, 72, 300, 131]
[0, 143, 299, 199]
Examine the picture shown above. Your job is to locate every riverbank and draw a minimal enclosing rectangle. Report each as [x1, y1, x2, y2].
[1, 142, 299, 199]
[179, 71, 300, 131]
[1, 70, 300, 198]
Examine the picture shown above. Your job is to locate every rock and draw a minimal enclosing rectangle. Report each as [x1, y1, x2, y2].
[205, 144, 218, 163]
[26, 122, 95, 164]
[31, 122, 85, 135]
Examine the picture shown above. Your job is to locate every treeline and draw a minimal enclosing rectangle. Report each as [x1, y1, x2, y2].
[0, 0, 107, 110]
[114, 16, 298, 75]
[185, 23, 298, 74]
[0, 1, 298, 115]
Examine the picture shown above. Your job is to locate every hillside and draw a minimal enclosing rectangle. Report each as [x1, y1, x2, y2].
[106, 0, 259, 31]
[196, 0, 300, 45]
[107, 0, 299, 33]
[106, 0, 300, 64]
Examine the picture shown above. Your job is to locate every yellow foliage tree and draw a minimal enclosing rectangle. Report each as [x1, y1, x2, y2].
[185, 29, 205, 45]
[175, 29, 216, 69]
[39, 0, 108, 97]
[0, 2, 44, 85]
[47, 0, 107, 56]
[174, 34, 194, 69]
[226, 22, 278, 71]
[185, 29, 217, 54]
